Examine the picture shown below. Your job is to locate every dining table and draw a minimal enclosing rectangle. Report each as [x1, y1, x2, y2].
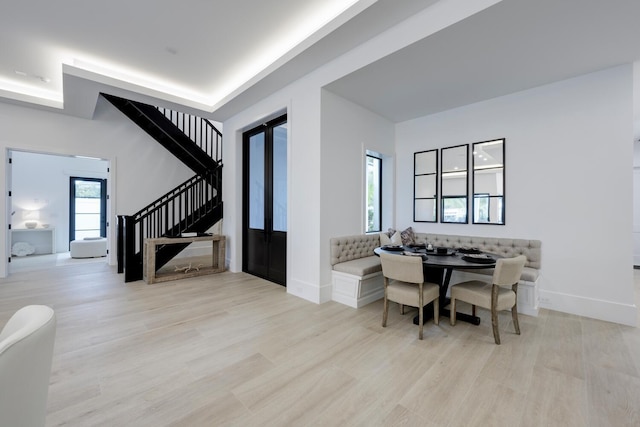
[374, 244, 501, 325]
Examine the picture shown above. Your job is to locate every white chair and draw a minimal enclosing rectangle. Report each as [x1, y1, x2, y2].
[380, 252, 440, 340]
[0, 305, 56, 427]
[450, 255, 527, 344]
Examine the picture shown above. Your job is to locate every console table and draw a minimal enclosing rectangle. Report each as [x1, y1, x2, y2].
[11, 228, 56, 255]
[143, 234, 226, 284]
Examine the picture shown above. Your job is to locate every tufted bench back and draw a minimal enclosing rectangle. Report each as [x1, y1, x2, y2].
[330, 234, 381, 266]
[413, 233, 541, 269]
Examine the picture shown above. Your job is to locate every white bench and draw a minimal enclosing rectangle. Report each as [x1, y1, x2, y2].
[70, 237, 107, 258]
[330, 234, 383, 308]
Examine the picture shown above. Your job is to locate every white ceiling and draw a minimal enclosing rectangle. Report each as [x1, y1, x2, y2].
[326, 0, 640, 122]
[1, 0, 378, 114]
[2, 0, 640, 122]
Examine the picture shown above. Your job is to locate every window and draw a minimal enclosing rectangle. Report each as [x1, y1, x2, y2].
[366, 154, 382, 233]
[69, 177, 106, 241]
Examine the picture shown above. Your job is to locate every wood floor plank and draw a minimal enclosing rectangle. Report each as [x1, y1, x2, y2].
[398, 336, 496, 425]
[534, 310, 586, 380]
[447, 378, 527, 427]
[586, 364, 640, 426]
[519, 365, 588, 427]
[0, 255, 638, 426]
[581, 317, 639, 378]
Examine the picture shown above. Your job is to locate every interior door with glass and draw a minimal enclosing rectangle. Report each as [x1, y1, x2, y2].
[69, 177, 107, 242]
[242, 115, 287, 286]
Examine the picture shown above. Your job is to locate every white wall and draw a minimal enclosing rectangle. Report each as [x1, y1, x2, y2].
[10, 151, 107, 253]
[222, 76, 324, 303]
[396, 65, 636, 326]
[222, 87, 395, 304]
[632, 61, 640, 265]
[0, 96, 194, 277]
[219, 2, 638, 326]
[320, 90, 395, 289]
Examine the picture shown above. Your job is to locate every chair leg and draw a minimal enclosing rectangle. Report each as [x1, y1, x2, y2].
[382, 279, 389, 328]
[450, 297, 456, 326]
[418, 283, 424, 340]
[472, 305, 476, 317]
[433, 298, 439, 326]
[491, 285, 501, 345]
[400, 304, 405, 315]
[491, 309, 501, 344]
[511, 305, 520, 335]
[512, 284, 520, 335]
[382, 296, 389, 327]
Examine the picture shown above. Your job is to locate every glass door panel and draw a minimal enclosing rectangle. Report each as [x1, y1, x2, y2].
[249, 133, 265, 230]
[272, 123, 287, 233]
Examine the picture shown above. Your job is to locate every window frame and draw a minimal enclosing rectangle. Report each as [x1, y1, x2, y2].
[365, 154, 382, 233]
[413, 149, 438, 222]
[69, 177, 107, 242]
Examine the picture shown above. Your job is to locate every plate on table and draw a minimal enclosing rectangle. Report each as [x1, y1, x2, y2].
[458, 247, 482, 254]
[429, 248, 456, 256]
[403, 251, 427, 260]
[462, 254, 495, 264]
[381, 245, 404, 252]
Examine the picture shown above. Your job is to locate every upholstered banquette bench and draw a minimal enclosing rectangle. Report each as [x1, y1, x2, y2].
[330, 234, 384, 308]
[330, 230, 541, 316]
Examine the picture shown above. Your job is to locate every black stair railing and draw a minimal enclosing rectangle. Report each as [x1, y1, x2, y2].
[117, 166, 223, 282]
[104, 93, 225, 282]
[102, 94, 222, 176]
[156, 107, 222, 163]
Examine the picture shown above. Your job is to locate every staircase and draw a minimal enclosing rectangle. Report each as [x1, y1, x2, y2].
[103, 94, 223, 282]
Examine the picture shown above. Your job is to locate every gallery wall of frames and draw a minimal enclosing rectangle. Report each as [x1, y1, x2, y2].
[413, 138, 505, 225]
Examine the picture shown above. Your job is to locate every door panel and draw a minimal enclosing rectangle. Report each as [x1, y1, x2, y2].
[248, 133, 265, 230]
[69, 177, 107, 242]
[272, 123, 288, 232]
[243, 115, 287, 286]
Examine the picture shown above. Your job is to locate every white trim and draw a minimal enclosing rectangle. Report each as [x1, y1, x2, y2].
[539, 289, 637, 327]
[287, 277, 329, 304]
[331, 270, 384, 308]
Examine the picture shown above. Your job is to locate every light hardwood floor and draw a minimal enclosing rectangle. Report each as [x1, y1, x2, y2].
[1, 257, 639, 426]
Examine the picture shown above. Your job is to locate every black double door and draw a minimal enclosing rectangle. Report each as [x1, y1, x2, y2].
[242, 115, 287, 286]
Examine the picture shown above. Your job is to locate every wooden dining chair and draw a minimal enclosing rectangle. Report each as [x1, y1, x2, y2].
[380, 252, 440, 340]
[449, 255, 527, 344]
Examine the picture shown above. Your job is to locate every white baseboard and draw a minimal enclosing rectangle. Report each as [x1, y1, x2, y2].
[287, 277, 326, 304]
[319, 281, 333, 304]
[539, 289, 637, 327]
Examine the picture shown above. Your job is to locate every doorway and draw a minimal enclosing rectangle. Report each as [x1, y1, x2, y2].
[5, 150, 110, 276]
[69, 177, 107, 242]
[242, 115, 287, 286]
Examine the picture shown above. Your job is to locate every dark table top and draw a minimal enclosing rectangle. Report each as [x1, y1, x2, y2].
[374, 245, 500, 270]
